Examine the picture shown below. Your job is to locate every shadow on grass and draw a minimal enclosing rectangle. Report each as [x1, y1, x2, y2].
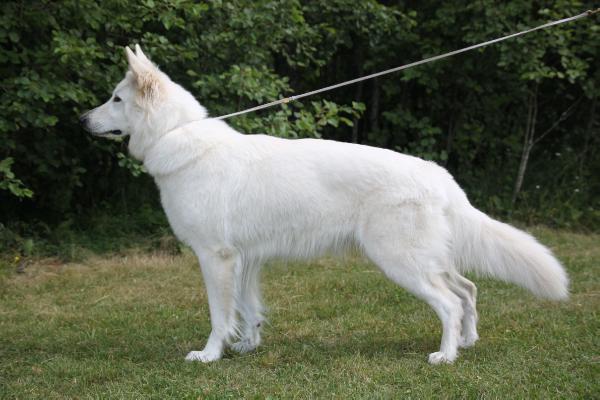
[11, 324, 441, 366]
[235, 334, 441, 363]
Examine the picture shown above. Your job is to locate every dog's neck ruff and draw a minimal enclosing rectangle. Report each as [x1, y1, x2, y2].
[164, 118, 208, 136]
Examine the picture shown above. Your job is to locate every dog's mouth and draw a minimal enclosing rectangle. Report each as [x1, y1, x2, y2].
[92, 130, 123, 137]
[80, 114, 125, 138]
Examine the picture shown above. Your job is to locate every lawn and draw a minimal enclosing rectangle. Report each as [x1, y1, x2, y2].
[0, 227, 598, 398]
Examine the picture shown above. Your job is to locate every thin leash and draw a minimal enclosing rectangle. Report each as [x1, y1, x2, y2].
[211, 8, 598, 121]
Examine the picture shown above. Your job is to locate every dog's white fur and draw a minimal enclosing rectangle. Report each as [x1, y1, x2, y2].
[82, 46, 569, 364]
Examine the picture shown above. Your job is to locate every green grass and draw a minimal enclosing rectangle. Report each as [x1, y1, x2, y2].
[1, 227, 598, 398]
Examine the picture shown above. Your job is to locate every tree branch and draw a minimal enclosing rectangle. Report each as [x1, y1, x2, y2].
[533, 97, 582, 146]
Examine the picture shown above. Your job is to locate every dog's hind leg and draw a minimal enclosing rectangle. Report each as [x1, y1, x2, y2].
[359, 203, 464, 364]
[447, 273, 479, 348]
[231, 260, 265, 354]
[382, 266, 463, 364]
[185, 247, 239, 363]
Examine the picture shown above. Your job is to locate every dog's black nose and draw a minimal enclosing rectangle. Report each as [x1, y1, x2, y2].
[79, 114, 88, 125]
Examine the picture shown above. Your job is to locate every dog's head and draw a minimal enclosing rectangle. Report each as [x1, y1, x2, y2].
[81, 45, 207, 159]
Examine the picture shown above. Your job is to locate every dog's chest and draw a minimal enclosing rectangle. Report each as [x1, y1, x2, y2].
[155, 173, 228, 245]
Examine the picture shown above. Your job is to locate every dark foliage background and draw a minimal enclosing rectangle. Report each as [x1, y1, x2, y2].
[1, 0, 598, 254]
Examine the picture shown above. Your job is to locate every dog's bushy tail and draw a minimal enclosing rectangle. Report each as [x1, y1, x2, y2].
[450, 201, 568, 300]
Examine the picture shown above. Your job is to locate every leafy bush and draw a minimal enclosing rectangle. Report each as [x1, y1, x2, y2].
[0, 0, 598, 238]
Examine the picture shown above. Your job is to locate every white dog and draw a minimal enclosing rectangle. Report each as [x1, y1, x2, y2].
[81, 45, 568, 364]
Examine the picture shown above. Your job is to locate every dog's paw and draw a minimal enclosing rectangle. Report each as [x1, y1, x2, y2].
[185, 349, 221, 363]
[230, 339, 258, 354]
[428, 351, 456, 365]
[459, 333, 479, 349]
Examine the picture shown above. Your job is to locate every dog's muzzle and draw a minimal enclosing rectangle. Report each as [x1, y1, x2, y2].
[79, 112, 123, 136]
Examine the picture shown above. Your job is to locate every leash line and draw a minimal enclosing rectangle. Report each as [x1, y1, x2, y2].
[214, 9, 598, 120]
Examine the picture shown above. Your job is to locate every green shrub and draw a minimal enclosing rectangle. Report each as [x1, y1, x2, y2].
[0, 0, 598, 238]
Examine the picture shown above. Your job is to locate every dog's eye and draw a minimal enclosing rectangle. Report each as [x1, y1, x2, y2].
[113, 96, 122, 103]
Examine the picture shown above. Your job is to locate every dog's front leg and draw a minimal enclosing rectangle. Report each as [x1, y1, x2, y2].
[185, 247, 238, 363]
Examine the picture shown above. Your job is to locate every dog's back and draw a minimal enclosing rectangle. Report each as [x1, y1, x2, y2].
[150, 120, 452, 262]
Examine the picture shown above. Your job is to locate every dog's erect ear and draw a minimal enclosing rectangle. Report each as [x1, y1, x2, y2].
[134, 44, 153, 66]
[125, 46, 150, 76]
[125, 46, 162, 103]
